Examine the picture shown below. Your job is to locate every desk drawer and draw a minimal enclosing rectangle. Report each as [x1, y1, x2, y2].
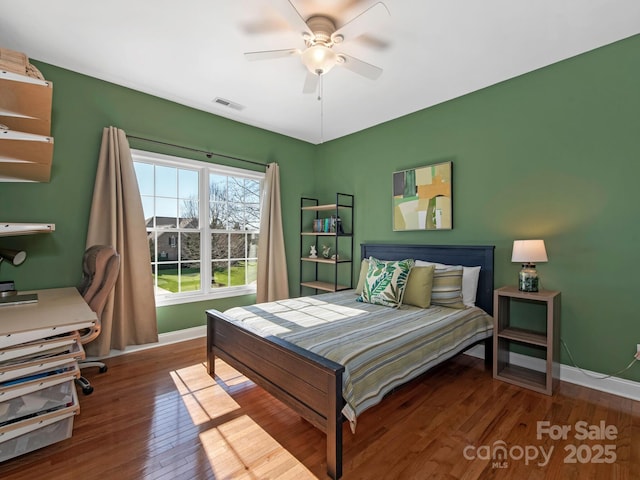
[0, 320, 95, 349]
[0, 342, 84, 384]
[0, 389, 78, 462]
[0, 377, 75, 427]
[0, 332, 81, 365]
[0, 363, 78, 406]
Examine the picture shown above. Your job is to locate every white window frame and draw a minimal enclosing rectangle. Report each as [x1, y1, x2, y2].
[132, 149, 264, 307]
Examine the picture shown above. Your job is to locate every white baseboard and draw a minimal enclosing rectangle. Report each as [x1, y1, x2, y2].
[93, 329, 640, 402]
[88, 325, 207, 360]
[465, 345, 640, 402]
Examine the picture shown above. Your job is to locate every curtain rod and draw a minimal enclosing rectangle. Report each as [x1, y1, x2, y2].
[125, 134, 269, 169]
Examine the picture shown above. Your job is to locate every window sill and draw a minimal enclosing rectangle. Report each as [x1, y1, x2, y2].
[154, 286, 256, 307]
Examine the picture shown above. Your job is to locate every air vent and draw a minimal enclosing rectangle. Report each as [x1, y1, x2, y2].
[213, 97, 245, 111]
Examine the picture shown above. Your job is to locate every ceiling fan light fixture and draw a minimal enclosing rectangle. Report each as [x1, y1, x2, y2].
[301, 45, 338, 75]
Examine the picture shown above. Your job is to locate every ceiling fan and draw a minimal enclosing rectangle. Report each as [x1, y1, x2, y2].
[244, 1, 390, 94]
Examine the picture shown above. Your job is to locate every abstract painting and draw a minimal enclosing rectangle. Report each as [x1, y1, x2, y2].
[392, 161, 452, 231]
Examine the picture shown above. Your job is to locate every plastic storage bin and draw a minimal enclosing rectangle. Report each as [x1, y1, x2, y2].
[0, 378, 75, 426]
[0, 389, 78, 462]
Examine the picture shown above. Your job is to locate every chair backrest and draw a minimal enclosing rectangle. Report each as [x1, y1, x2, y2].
[78, 245, 120, 343]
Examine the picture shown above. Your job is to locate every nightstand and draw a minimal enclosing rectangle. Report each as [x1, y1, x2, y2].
[492, 286, 561, 395]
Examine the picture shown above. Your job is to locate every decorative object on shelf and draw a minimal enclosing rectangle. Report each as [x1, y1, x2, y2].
[0, 47, 46, 79]
[393, 161, 452, 231]
[322, 244, 331, 258]
[511, 239, 548, 292]
[309, 245, 318, 258]
[313, 219, 323, 232]
[329, 215, 336, 233]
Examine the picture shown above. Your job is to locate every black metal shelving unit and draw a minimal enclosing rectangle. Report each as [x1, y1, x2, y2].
[299, 193, 354, 295]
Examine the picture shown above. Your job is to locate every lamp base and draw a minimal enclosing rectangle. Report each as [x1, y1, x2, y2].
[518, 263, 539, 292]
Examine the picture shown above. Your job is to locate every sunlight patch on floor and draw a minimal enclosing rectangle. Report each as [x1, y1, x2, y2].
[170, 363, 240, 425]
[200, 415, 317, 479]
[171, 361, 317, 479]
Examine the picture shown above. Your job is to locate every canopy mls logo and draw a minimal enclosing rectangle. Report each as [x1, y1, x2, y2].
[463, 420, 618, 468]
[463, 441, 553, 468]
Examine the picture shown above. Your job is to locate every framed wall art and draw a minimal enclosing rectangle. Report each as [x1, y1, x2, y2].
[392, 161, 452, 231]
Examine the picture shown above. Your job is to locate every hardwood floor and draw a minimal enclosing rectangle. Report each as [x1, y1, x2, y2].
[2, 337, 638, 479]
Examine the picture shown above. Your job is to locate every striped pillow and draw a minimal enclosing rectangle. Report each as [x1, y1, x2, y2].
[357, 257, 414, 308]
[430, 265, 465, 309]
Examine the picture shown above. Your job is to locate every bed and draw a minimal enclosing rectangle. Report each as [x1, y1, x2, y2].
[206, 243, 494, 479]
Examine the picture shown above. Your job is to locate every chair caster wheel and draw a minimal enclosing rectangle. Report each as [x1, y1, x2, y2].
[82, 385, 94, 395]
[99, 365, 108, 373]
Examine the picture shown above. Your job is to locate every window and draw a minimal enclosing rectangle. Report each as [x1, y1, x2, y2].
[132, 149, 263, 306]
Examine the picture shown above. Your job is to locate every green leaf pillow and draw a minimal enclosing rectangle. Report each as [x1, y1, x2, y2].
[357, 257, 415, 308]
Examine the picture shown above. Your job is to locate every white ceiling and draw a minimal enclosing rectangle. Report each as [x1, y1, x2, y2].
[1, 0, 638, 145]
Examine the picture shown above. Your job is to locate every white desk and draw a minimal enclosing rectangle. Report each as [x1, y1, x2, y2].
[0, 287, 96, 462]
[0, 287, 97, 348]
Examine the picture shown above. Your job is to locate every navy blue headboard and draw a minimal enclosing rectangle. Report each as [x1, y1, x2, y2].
[360, 244, 495, 315]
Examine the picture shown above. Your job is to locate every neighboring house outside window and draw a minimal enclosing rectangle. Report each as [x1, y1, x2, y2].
[132, 149, 263, 306]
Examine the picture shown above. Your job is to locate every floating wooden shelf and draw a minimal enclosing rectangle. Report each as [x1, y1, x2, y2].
[0, 223, 56, 237]
[0, 70, 54, 182]
[0, 71, 52, 136]
[0, 130, 54, 182]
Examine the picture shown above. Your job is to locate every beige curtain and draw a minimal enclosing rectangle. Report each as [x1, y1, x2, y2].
[256, 163, 289, 302]
[85, 127, 158, 356]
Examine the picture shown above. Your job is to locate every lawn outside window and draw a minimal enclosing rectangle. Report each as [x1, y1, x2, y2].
[132, 149, 263, 306]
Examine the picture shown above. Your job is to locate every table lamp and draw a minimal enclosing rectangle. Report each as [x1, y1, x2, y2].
[511, 240, 547, 292]
[0, 248, 27, 267]
[0, 249, 26, 297]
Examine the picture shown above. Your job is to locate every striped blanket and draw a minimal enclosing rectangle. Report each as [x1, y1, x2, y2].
[223, 291, 493, 432]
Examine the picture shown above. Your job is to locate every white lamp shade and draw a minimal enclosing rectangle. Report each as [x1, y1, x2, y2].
[511, 240, 548, 263]
[301, 45, 338, 75]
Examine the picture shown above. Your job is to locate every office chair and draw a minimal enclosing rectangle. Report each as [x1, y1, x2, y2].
[76, 245, 120, 395]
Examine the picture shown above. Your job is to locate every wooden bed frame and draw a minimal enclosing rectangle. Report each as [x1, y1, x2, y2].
[207, 244, 494, 479]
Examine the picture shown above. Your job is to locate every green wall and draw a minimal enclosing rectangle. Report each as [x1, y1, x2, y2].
[315, 34, 640, 381]
[0, 62, 316, 333]
[1, 35, 638, 382]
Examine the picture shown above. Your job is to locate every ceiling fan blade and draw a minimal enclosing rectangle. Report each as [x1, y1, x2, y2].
[302, 72, 319, 94]
[244, 48, 301, 61]
[271, 0, 313, 37]
[331, 2, 390, 44]
[338, 54, 383, 80]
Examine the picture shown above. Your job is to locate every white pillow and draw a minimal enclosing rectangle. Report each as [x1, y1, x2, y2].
[415, 260, 481, 307]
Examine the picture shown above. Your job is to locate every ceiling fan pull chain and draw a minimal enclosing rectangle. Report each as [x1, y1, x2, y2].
[319, 74, 324, 144]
